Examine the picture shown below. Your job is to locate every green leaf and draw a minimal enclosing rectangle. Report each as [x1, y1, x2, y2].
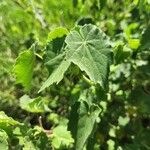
[20, 95, 50, 113]
[65, 24, 112, 88]
[128, 38, 140, 50]
[0, 111, 20, 126]
[47, 27, 68, 42]
[39, 28, 70, 92]
[14, 126, 50, 150]
[114, 43, 131, 64]
[69, 89, 102, 150]
[13, 49, 35, 91]
[51, 125, 74, 149]
[45, 27, 69, 62]
[48, 113, 68, 125]
[107, 139, 115, 150]
[45, 53, 66, 74]
[75, 102, 101, 150]
[118, 116, 130, 126]
[39, 54, 70, 92]
[39, 24, 112, 92]
[0, 129, 8, 150]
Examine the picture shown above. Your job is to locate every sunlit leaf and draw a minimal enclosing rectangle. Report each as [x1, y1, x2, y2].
[51, 125, 74, 149]
[0, 111, 20, 126]
[13, 49, 35, 91]
[47, 27, 68, 42]
[20, 95, 50, 113]
[65, 24, 112, 88]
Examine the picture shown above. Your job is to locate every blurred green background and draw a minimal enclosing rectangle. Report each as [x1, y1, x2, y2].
[0, 0, 150, 149]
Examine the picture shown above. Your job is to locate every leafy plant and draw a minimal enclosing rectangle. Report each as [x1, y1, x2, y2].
[1, 0, 150, 150]
[12, 24, 112, 149]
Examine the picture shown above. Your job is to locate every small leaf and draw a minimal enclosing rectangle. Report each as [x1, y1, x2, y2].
[75, 102, 101, 150]
[114, 43, 131, 64]
[45, 27, 69, 61]
[14, 126, 50, 150]
[39, 54, 70, 92]
[47, 27, 68, 42]
[0, 111, 20, 126]
[65, 24, 112, 88]
[107, 139, 115, 150]
[20, 95, 50, 113]
[13, 49, 35, 91]
[128, 38, 140, 50]
[0, 129, 8, 150]
[51, 125, 74, 149]
[118, 116, 130, 126]
[69, 89, 102, 150]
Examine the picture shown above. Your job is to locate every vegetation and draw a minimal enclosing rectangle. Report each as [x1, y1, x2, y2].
[0, 0, 150, 149]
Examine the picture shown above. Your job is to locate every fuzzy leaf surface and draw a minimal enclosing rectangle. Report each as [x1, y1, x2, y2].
[65, 24, 112, 87]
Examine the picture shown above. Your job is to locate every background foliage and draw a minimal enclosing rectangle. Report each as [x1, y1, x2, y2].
[0, 0, 150, 149]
